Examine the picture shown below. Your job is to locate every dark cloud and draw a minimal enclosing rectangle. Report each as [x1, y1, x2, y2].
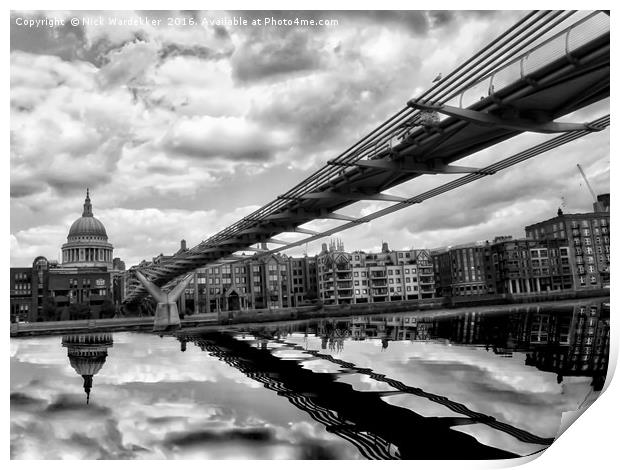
[146, 415, 187, 425]
[295, 440, 354, 459]
[163, 427, 274, 448]
[10, 13, 146, 67]
[83, 34, 150, 68]
[10, 13, 87, 61]
[10, 392, 47, 408]
[231, 29, 323, 83]
[161, 425, 352, 458]
[45, 173, 113, 196]
[214, 25, 230, 40]
[10, 181, 46, 199]
[167, 143, 273, 162]
[159, 43, 231, 61]
[43, 393, 112, 417]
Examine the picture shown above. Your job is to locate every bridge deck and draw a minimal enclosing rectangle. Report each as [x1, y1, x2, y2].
[125, 11, 609, 304]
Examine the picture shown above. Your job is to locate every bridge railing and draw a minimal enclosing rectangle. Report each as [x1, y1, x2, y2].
[451, 11, 609, 110]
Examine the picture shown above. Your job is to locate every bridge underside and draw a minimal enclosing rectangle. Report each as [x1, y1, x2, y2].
[125, 14, 609, 305]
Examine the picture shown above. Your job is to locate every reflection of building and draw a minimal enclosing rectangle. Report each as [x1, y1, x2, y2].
[525, 204, 610, 289]
[61, 333, 114, 403]
[9, 190, 126, 322]
[524, 304, 610, 389]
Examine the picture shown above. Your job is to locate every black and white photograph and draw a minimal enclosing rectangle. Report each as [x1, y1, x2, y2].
[8, 5, 613, 463]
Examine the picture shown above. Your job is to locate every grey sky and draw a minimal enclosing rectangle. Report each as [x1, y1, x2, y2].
[10, 10, 610, 267]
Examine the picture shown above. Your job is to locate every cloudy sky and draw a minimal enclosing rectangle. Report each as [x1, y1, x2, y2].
[10, 10, 610, 268]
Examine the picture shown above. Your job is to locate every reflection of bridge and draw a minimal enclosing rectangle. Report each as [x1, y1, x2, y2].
[178, 331, 521, 460]
[126, 11, 609, 309]
[249, 333, 555, 447]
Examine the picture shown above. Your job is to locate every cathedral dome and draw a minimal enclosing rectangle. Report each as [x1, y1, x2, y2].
[68, 216, 108, 239]
[67, 189, 108, 240]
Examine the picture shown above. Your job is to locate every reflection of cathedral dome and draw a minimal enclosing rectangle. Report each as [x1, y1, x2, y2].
[62, 333, 113, 403]
[61, 189, 114, 268]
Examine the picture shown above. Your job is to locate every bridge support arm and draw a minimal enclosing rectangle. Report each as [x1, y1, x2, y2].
[407, 100, 602, 134]
[134, 270, 190, 331]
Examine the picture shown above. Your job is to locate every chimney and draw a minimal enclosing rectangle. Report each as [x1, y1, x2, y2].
[382, 242, 389, 253]
[180, 239, 187, 251]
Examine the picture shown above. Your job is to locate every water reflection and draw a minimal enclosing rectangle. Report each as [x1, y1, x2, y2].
[61, 333, 113, 403]
[10, 301, 609, 460]
[241, 302, 609, 391]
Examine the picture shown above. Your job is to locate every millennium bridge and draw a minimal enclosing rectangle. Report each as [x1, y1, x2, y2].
[123, 11, 610, 330]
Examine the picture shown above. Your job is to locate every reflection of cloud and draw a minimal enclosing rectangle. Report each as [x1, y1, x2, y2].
[163, 427, 273, 447]
[10, 392, 47, 409]
[10, 332, 362, 459]
[43, 394, 111, 417]
[285, 334, 591, 450]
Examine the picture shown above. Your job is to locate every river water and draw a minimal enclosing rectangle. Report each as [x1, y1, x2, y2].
[10, 301, 609, 460]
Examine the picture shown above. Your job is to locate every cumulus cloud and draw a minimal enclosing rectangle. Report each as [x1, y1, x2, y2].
[10, 10, 609, 269]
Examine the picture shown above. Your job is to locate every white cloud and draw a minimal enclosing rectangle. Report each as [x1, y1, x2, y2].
[10, 10, 609, 269]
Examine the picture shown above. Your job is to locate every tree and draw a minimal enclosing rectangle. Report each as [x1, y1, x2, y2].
[69, 303, 90, 321]
[41, 297, 58, 322]
[305, 289, 318, 301]
[60, 306, 70, 321]
[99, 299, 115, 319]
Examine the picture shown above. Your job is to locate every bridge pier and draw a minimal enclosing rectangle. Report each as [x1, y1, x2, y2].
[134, 271, 193, 331]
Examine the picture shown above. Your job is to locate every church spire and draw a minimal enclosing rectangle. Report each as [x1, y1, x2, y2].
[82, 188, 93, 217]
[82, 375, 93, 404]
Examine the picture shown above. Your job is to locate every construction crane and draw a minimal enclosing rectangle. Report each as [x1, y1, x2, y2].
[576, 164, 602, 212]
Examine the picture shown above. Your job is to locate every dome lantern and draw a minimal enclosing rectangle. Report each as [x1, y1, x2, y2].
[82, 188, 93, 217]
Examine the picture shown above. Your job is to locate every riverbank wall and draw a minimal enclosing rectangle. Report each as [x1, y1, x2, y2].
[11, 288, 609, 337]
